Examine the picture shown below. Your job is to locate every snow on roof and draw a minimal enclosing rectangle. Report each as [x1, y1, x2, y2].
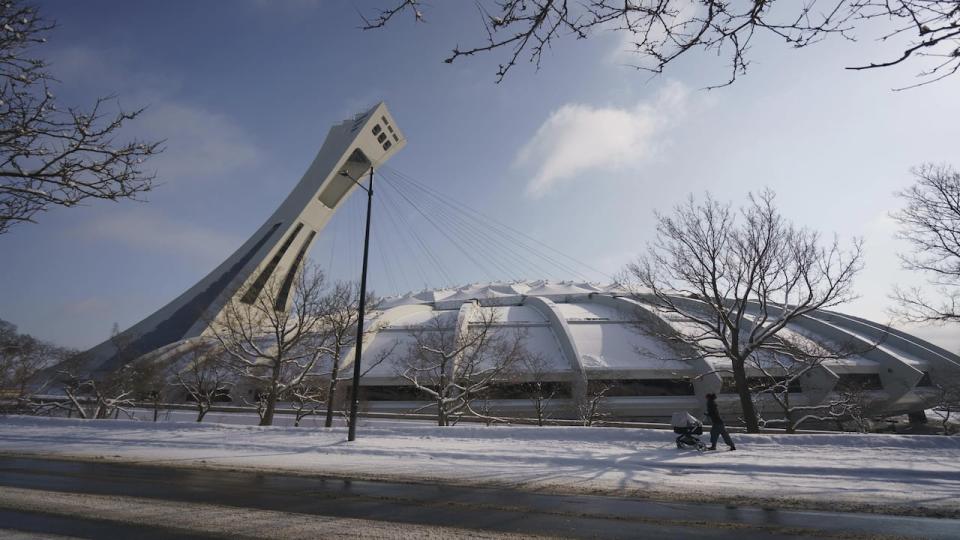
[379, 280, 614, 309]
[369, 281, 948, 381]
[524, 280, 600, 296]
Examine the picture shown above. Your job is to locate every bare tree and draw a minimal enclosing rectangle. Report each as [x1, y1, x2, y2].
[245, 389, 270, 424]
[364, 1, 960, 88]
[131, 358, 167, 422]
[400, 305, 526, 426]
[926, 372, 960, 434]
[0, 318, 70, 412]
[173, 343, 232, 423]
[286, 381, 327, 427]
[317, 281, 381, 428]
[210, 263, 332, 426]
[747, 333, 875, 432]
[0, 1, 160, 235]
[890, 163, 960, 434]
[833, 384, 874, 432]
[623, 189, 863, 432]
[577, 380, 615, 427]
[518, 352, 561, 426]
[58, 362, 136, 420]
[892, 164, 960, 323]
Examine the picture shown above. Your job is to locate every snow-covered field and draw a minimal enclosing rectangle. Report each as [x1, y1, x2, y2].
[1, 415, 958, 518]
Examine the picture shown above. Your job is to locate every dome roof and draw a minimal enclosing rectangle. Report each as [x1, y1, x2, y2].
[358, 281, 959, 420]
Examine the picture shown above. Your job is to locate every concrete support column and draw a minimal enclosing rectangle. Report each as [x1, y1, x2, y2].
[524, 296, 588, 401]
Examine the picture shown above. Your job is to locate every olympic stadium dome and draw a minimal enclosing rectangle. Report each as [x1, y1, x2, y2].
[322, 280, 959, 424]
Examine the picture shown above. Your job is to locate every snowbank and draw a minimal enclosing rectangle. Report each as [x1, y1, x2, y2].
[1, 416, 958, 517]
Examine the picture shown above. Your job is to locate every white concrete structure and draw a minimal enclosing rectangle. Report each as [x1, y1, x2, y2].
[346, 281, 960, 422]
[69, 103, 958, 424]
[76, 103, 406, 374]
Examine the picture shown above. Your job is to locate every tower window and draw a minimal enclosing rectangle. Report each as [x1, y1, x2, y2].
[377, 133, 387, 143]
[372, 125, 382, 136]
[382, 140, 392, 151]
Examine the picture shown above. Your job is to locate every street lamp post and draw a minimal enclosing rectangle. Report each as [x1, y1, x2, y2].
[347, 166, 374, 442]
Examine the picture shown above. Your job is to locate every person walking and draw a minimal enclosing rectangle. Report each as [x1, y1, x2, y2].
[705, 393, 736, 451]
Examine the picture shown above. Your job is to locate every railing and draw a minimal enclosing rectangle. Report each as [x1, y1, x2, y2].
[11, 395, 845, 433]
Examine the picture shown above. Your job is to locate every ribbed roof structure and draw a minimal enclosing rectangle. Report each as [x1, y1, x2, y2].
[342, 280, 959, 421]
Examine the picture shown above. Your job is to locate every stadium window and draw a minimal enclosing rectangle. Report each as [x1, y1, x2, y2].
[835, 373, 883, 391]
[481, 382, 572, 399]
[721, 377, 802, 394]
[587, 379, 695, 397]
[361, 386, 432, 401]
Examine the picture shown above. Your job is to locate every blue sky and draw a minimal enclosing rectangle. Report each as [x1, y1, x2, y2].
[1, 1, 959, 351]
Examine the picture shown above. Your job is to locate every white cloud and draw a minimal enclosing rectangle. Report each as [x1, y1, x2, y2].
[137, 103, 263, 181]
[77, 208, 242, 267]
[47, 46, 183, 102]
[515, 82, 689, 198]
[47, 46, 260, 182]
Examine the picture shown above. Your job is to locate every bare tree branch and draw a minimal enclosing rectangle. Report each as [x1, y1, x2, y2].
[622, 188, 863, 432]
[209, 262, 333, 426]
[892, 163, 960, 323]
[0, 1, 161, 234]
[399, 305, 527, 426]
[364, 1, 960, 88]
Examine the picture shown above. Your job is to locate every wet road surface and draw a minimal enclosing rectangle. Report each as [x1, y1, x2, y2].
[0, 456, 957, 539]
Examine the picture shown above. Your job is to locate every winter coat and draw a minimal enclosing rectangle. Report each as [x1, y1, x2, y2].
[706, 399, 723, 424]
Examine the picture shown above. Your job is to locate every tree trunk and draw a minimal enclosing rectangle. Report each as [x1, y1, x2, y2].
[260, 389, 277, 426]
[153, 400, 159, 422]
[438, 362, 447, 426]
[65, 390, 86, 419]
[324, 359, 341, 428]
[783, 395, 796, 434]
[731, 358, 760, 433]
[437, 396, 446, 426]
[261, 360, 283, 427]
[197, 403, 207, 422]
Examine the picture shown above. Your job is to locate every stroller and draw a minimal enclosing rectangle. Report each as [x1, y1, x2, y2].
[671, 411, 706, 452]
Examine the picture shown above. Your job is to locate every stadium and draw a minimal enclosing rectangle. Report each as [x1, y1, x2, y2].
[71, 104, 958, 427]
[315, 280, 955, 424]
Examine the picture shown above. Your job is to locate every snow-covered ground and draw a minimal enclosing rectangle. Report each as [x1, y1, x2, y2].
[1, 415, 958, 518]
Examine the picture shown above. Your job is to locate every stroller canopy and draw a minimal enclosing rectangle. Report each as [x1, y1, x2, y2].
[671, 411, 701, 429]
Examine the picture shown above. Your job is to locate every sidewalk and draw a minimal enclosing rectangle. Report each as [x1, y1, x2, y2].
[1, 415, 958, 518]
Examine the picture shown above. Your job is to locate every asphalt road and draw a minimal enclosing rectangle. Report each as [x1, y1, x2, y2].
[0, 457, 957, 539]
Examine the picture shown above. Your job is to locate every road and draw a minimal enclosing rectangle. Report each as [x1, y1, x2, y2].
[0, 457, 956, 539]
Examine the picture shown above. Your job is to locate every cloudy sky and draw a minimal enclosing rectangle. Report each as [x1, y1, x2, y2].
[1, 1, 958, 351]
